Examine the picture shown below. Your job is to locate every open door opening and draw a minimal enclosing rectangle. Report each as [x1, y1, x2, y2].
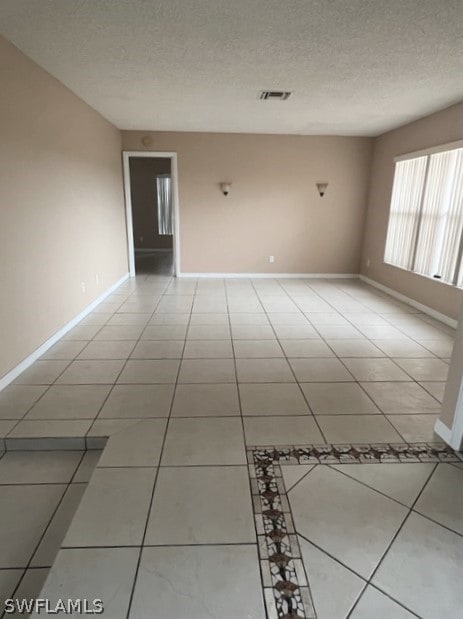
[122, 151, 180, 277]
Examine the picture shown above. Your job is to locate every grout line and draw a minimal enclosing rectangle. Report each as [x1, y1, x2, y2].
[85, 286, 169, 436]
[296, 528, 368, 581]
[225, 279, 270, 619]
[124, 274, 198, 619]
[257, 280, 436, 444]
[331, 354, 438, 443]
[0, 480, 83, 487]
[5, 357, 78, 436]
[60, 544, 143, 550]
[325, 462, 423, 509]
[2, 473, 87, 619]
[98, 462, 249, 469]
[249, 278, 329, 443]
[69, 450, 90, 485]
[358, 581, 423, 618]
[129, 541, 258, 548]
[344, 462, 439, 619]
[58, 542, 257, 551]
[282, 462, 318, 493]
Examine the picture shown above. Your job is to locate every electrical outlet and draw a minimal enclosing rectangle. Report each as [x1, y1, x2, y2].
[81, 282, 86, 293]
[95, 274, 100, 286]
[366, 258, 371, 268]
[140, 236, 144, 243]
[269, 255, 275, 263]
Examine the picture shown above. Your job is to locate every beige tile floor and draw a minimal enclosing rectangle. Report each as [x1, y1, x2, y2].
[0, 450, 99, 613]
[0, 271, 461, 618]
[286, 461, 463, 619]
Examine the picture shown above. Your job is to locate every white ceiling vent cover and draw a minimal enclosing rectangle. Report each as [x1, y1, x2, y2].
[259, 90, 292, 100]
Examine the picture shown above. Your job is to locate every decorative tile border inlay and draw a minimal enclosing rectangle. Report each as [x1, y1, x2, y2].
[250, 456, 315, 619]
[248, 442, 462, 619]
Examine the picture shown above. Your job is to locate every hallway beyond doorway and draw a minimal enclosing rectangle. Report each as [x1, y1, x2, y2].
[123, 151, 179, 278]
[134, 250, 174, 276]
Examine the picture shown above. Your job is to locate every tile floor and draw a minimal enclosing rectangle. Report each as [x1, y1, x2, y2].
[0, 273, 461, 618]
[0, 275, 453, 448]
[288, 460, 463, 619]
[251, 443, 462, 619]
[0, 449, 99, 616]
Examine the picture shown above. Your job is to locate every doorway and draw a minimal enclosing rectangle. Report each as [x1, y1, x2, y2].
[122, 151, 180, 276]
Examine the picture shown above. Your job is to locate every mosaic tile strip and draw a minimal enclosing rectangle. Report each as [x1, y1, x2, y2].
[250, 457, 315, 619]
[248, 441, 463, 467]
[250, 442, 462, 619]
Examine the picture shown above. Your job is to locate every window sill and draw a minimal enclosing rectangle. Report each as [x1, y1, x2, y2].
[383, 261, 462, 290]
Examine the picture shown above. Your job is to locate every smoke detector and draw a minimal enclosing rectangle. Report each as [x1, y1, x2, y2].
[259, 90, 292, 101]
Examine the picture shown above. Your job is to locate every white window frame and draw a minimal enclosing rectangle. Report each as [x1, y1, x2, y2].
[384, 139, 463, 287]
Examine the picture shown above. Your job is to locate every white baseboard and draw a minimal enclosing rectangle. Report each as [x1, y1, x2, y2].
[178, 272, 358, 279]
[434, 419, 453, 446]
[0, 273, 130, 392]
[359, 275, 457, 328]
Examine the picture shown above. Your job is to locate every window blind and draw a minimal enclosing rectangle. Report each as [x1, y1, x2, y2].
[384, 156, 427, 269]
[156, 175, 173, 235]
[384, 145, 463, 286]
[413, 150, 456, 277]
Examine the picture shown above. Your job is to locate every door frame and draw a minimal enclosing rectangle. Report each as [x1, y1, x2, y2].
[122, 151, 181, 277]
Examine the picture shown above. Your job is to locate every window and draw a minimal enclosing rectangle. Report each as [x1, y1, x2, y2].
[384, 143, 463, 286]
[156, 175, 173, 235]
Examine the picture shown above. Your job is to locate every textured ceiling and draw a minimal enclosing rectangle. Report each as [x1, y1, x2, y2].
[0, 0, 462, 136]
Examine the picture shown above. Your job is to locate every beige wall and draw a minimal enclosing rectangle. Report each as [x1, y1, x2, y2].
[122, 132, 373, 274]
[129, 157, 173, 250]
[0, 35, 128, 380]
[360, 102, 463, 320]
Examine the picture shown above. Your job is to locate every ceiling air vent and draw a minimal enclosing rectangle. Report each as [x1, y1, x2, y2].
[259, 90, 292, 101]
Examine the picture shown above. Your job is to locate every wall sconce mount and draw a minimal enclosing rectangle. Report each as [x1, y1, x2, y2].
[316, 182, 328, 197]
[220, 182, 232, 196]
